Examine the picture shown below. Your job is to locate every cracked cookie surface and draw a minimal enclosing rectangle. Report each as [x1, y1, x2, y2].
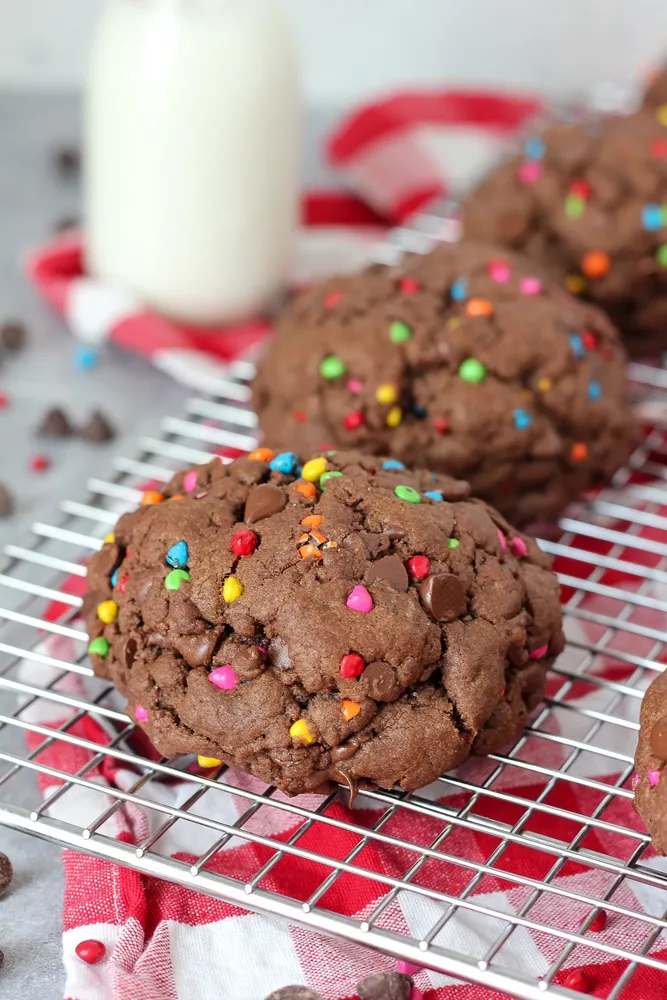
[84, 450, 565, 796]
[462, 112, 667, 356]
[252, 243, 637, 526]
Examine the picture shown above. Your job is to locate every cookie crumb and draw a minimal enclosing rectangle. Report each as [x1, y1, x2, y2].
[54, 146, 80, 177]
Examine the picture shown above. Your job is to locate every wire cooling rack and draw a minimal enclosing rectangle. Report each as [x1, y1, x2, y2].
[2, 209, 667, 1000]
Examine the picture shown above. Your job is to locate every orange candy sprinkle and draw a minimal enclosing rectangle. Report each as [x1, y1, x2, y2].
[310, 530, 327, 545]
[293, 480, 317, 498]
[168, 494, 185, 502]
[248, 447, 275, 462]
[297, 533, 310, 546]
[299, 544, 323, 560]
[581, 251, 610, 279]
[465, 298, 494, 317]
[341, 700, 361, 721]
[141, 490, 164, 506]
[301, 514, 323, 528]
[571, 442, 588, 462]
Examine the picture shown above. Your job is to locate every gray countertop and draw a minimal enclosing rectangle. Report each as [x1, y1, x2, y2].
[0, 92, 338, 999]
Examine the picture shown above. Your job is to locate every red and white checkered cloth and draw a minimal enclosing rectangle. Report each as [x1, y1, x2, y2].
[22, 88, 667, 999]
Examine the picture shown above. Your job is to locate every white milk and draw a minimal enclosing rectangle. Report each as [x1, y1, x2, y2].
[84, 0, 300, 325]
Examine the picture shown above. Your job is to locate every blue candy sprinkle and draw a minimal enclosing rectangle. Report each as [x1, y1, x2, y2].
[269, 451, 298, 474]
[382, 459, 405, 470]
[513, 408, 532, 430]
[524, 137, 545, 161]
[166, 540, 189, 569]
[642, 203, 664, 231]
[588, 380, 602, 401]
[74, 345, 99, 371]
[110, 569, 118, 587]
[450, 277, 468, 302]
[412, 404, 427, 418]
[424, 490, 444, 502]
[569, 333, 585, 359]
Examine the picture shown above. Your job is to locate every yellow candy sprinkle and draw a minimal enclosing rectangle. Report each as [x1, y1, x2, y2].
[658, 104, 667, 127]
[103, 533, 115, 544]
[289, 719, 315, 744]
[222, 576, 244, 603]
[565, 274, 586, 295]
[521, 389, 533, 401]
[386, 406, 402, 428]
[301, 457, 328, 482]
[198, 755, 222, 768]
[375, 384, 398, 405]
[97, 600, 118, 624]
[538, 377, 552, 392]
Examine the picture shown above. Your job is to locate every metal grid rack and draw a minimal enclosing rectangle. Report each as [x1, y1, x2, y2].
[2, 214, 667, 999]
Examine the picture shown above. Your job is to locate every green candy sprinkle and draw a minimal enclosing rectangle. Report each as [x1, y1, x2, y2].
[320, 470, 343, 489]
[394, 484, 421, 504]
[657, 244, 667, 268]
[165, 569, 190, 591]
[459, 358, 487, 383]
[319, 355, 346, 379]
[389, 320, 412, 343]
[564, 194, 585, 220]
[447, 538, 460, 549]
[88, 637, 110, 659]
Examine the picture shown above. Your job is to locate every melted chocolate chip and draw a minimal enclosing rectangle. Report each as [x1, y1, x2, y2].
[173, 631, 221, 668]
[124, 637, 137, 670]
[420, 573, 466, 622]
[362, 661, 399, 701]
[244, 483, 287, 523]
[366, 553, 409, 592]
[360, 532, 391, 558]
[651, 715, 667, 760]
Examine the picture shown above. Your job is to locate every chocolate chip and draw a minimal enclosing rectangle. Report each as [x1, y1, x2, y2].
[0, 320, 26, 351]
[264, 989, 324, 1000]
[173, 631, 221, 668]
[38, 407, 74, 437]
[81, 410, 116, 443]
[361, 532, 391, 558]
[54, 145, 80, 177]
[420, 573, 466, 622]
[362, 661, 399, 701]
[124, 637, 138, 670]
[651, 715, 667, 760]
[0, 852, 13, 898]
[0, 485, 14, 518]
[0, 949, 4, 967]
[366, 553, 409, 592]
[244, 483, 287, 523]
[53, 215, 80, 234]
[357, 972, 412, 1000]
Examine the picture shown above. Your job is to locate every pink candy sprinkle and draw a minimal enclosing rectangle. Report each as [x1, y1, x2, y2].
[135, 705, 148, 723]
[520, 276, 542, 296]
[347, 379, 363, 394]
[184, 470, 197, 493]
[497, 528, 507, 554]
[518, 161, 541, 184]
[398, 960, 422, 976]
[346, 585, 373, 613]
[648, 769, 661, 788]
[488, 260, 511, 283]
[209, 665, 238, 691]
[256, 645, 268, 655]
[510, 537, 528, 558]
[530, 644, 549, 661]
[632, 772, 640, 790]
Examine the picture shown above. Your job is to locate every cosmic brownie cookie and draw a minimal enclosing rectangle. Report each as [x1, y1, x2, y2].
[634, 670, 667, 854]
[643, 66, 667, 111]
[84, 449, 564, 797]
[252, 242, 637, 525]
[462, 110, 667, 356]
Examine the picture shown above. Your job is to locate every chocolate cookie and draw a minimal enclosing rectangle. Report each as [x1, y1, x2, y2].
[252, 243, 637, 525]
[634, 670, 667, 854]
[643, 67, 667, 111]
[462, 110, 667, 356]
[84, 450, 564, 797]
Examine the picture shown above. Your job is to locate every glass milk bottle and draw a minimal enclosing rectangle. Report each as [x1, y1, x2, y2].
[84, 0, 300, 325]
